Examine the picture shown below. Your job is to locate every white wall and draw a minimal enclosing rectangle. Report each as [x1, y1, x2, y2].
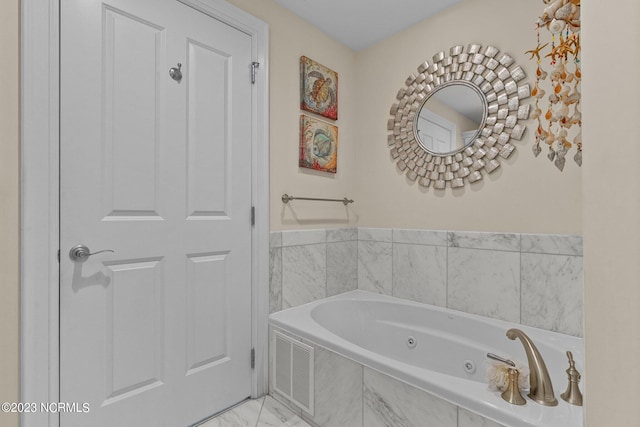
[582, 1, 640, 425]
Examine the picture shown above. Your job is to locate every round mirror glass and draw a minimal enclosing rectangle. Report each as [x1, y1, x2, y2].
[414, 82, 487, 155]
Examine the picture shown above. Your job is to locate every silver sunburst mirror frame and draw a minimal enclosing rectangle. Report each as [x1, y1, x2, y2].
[388, 44, 531, 190]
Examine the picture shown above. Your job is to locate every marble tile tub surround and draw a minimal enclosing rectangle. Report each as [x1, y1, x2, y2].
[270, 228, 358, 312]
[270, 228, 583, 337]
[269, 327, 504, 427]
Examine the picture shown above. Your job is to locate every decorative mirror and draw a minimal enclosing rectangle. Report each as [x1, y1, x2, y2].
[388, 44, 531, 190]
[415, 82, 486, 155]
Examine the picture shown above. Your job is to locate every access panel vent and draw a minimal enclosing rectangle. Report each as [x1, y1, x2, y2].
[273, 331, 314, 415]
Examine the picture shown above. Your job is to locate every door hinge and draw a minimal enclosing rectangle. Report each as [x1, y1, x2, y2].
[251, 206, 255, 226]
[251, 347, 255, 369]
[250, 61, 260, 84]
[57, 249, 60, 263]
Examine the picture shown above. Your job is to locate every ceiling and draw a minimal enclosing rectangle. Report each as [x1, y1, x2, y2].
[273, 0, 464, 51]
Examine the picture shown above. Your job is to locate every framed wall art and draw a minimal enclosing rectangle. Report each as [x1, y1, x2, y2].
[299, 115, 338, 173]
[300, 56, 338, 120]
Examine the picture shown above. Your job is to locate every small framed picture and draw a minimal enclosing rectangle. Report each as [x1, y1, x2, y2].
[300, 56, 338, 120]
[299, 115, 338, 173]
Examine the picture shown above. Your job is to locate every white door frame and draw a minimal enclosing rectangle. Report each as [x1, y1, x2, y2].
[20, 1, 270, 426]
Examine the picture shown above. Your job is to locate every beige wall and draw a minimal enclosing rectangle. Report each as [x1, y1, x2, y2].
[226, 0, 359, 231]
[8, 0, 640, 426]
[582, 1, 640, 425]
[231, 0, 582, 234]
[354, 0, 582, 234]
[229, 1, 640, 425]
[0, 1, 20, 426]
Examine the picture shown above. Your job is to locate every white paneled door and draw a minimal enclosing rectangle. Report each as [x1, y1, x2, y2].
[60, 1, 253, 425]
[417, 110, 456, 154]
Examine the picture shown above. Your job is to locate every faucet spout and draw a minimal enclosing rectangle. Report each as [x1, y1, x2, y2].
[506, 328, 558, 406]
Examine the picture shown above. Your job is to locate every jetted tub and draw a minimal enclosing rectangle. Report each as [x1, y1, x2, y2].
[269, 290, 583, 427]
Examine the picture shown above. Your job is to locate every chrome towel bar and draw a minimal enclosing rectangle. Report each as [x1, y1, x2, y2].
[281, 194, 354, 206]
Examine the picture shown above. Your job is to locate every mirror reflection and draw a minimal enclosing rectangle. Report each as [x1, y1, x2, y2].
[414, 83, 486, 155]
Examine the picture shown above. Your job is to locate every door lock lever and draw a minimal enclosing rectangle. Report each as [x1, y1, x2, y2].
[69, 244, 115, 263]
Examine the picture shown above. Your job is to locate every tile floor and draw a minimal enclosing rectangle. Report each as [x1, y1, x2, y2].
[198, 396, 311, 427]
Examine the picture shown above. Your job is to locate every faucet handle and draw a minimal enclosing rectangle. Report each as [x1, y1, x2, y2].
[487, 353, 526, 405]
[502, 368, 527, 405]
[561, 351, 583, 406]
[487, 352, 516, 367]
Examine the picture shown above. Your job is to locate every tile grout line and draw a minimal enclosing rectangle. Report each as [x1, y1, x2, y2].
[391, 229, 394, 297]
[519, 233, 523, 325]
[324, 229, 328, 298]
[445, 231, 449, 310]
[279, 246, 283, 312]
[361, 364, 365, 427]
[254, 396, 265, 427]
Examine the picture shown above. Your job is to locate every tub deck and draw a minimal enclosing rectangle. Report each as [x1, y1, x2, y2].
[270, 290, 584, 427]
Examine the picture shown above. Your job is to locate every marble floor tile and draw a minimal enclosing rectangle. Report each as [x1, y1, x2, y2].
[199, 398, 263, 427]
[257, 396, 310, 427]
[201, 396, 311, 427]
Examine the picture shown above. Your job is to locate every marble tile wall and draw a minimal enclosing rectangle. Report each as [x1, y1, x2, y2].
[270, 228, 583, 337]
[270, 228, 358, 312]
[269, 229, 582, 427]
[363, 367, 458, 427]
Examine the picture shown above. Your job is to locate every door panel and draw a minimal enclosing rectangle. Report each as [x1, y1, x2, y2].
[103, 6, 165, 218]
[417, 110, 456, 153]
[60, 1, 253, 425]
[104, 258, 165, 403]
[186, 252, 229, 372]
[186, 39, 231, 218]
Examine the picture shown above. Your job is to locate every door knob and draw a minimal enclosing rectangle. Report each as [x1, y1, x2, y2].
[69, 244, 115, 263]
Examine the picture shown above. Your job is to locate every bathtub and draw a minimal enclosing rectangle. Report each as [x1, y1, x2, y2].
[269, 290, 583, 427]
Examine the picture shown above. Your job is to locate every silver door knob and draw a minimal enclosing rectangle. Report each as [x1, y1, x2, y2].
[69, 244, 115, 263]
